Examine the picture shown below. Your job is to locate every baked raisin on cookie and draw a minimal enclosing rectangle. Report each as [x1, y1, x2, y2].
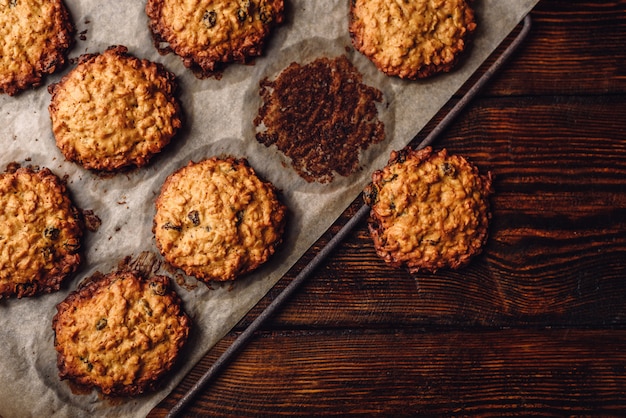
[0, 0, 74, 96]
[154, 157, 287, 282]
[0, 166, 82, 298]
[363, 147, 493, 273]
[146, 0, 284, 78]
[48, 45, 182, 172]
[349, 0, 476, 79]
[53, 271, 191, 397]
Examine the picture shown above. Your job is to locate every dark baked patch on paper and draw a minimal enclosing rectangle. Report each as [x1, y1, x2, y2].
[254, 55, 385, 183]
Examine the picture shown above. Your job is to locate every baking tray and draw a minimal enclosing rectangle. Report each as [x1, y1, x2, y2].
[165, 14, 533, 418]
[0, 1, 539, 415]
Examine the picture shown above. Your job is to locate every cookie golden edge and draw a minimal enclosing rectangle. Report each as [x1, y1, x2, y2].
[349, 0, 476, 79]
[52, 270, 191, 397]
[0, 165, 83, 299]
[145, 0, 285, 79]
[363, 146, 493, 273]
[48, 45, 182, 172]
[0, 0, 74, 96]
[153, 156, 287, 283]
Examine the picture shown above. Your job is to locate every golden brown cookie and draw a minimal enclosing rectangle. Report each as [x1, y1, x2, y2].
[363, 147, 493, 273]
[48, 45, 182, 172]
[349, 0, 476, 79]
[0, 0, 74, 96]
[52, 270, 191, 397]
[146, 0, 284, 78]
[0, 166, 82, 299]
[154, 157, 287, 282]
[254, 55, 385, 183]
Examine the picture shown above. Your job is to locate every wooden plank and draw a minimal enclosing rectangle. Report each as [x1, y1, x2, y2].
[483, 1, 626, 96]
[151, 329, 626, 416]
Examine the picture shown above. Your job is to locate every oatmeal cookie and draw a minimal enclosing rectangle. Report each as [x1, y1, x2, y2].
[146, 0, 284, 78]
[48, 45, 182, 172]
[154, 157, 287, 282]
[0, 166, 82, 298]
[363, 147, 493, 273]
[254, 55, 385, 183]
[52, 271, 191, 397]
[349, 0, 476, 79]
[0, 0, 74, 96]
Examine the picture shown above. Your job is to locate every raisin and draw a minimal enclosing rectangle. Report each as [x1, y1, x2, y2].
[235, 210, 245, 225]
[259, 8, 273, 23]
[96, 318, 107, 330]
[149, 280, 168, 296]
[163, 222, 182, 231]
[43, 226, 60, 241]
[140, 299, 153, 316]
[187, 210, 200, 226]
[203, 10, 217, 28]
[440, 162, 456, 177]
[80, 356, 93, 371]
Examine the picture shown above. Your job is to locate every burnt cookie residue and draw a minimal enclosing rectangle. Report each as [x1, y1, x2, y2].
[254, 55, 386, 183]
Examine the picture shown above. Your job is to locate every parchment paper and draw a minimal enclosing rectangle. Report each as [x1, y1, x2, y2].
[0, 1, 539, 416]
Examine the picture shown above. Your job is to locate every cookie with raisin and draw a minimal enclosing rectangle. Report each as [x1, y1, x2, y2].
[52, 270, 191, 396]
[363, 147, 493, 273]
[349, 0, 476, 79]
[154, 156, 287, 282]
[0, 166, 82, 298]
[146, 0, 284, 78]
[0, 0, 74, 96]
[48, 45, 182, 172]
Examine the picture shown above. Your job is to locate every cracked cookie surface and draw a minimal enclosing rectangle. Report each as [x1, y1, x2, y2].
[146, 0, 284, 78]
[364, 147, 493, 273]
[0, 166, 82, 298]
[53, 271, 190, 396]
[154, 157, 287, 282]
[349, 0, 476, 79]
[0, 0, 74, 95]
[49, 45, 182, 172]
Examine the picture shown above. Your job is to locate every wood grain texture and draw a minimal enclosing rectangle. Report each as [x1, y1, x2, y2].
[150, 1, 626, 416]
[161, 330, 626, 417]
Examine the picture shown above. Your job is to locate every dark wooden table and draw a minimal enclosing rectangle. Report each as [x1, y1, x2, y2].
[150, 1, 626, 415]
